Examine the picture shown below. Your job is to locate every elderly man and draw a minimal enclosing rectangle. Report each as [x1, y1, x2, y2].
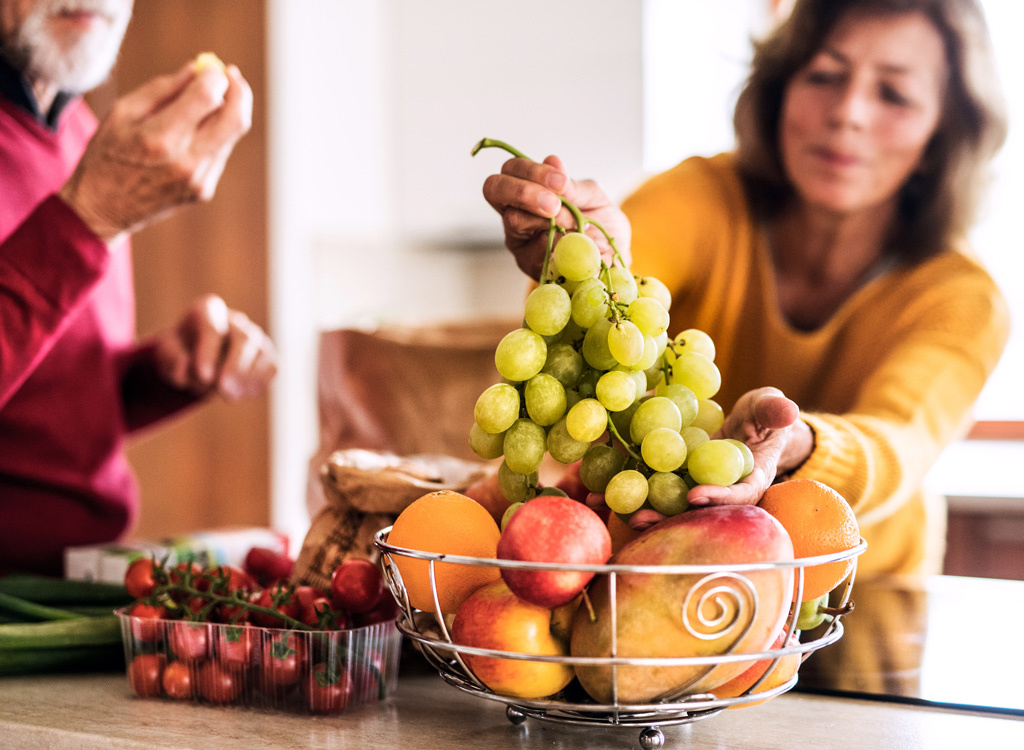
[0, 0, 276, 574]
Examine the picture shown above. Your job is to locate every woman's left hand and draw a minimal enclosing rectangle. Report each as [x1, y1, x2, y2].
[686, 387, 813, 507]
[152, 294, 277, 400]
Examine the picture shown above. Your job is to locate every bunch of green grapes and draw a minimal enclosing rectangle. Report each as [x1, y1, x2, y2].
[469, 139, 753, 525]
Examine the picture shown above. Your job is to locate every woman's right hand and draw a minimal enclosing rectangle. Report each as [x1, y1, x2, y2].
[482, 154, 632, 280]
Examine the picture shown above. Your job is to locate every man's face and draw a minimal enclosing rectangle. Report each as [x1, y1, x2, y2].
[0, 0, 134, 94]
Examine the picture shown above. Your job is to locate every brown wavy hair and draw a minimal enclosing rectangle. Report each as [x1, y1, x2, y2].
[734, 0, 1007, 263]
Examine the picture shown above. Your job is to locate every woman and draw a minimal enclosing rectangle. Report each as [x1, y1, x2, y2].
[482, 0, 1009, 575]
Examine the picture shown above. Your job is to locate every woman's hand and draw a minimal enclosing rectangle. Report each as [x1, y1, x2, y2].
[152, 295, 276, 401]
[482, 154, 631, 279]
[687, 387, 814, 507]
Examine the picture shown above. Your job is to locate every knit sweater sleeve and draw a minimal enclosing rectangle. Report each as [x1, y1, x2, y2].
[793, 258, 1010, 526]
[0, 195, 109, 409]
[116, 341, 204, 433]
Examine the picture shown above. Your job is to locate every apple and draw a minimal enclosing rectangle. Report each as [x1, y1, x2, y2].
[570, 505, 794, 704]
[464, 471, 510, 526]
[497, 495, 612, 608]
[554, 460, 588, 502]
[451, 579, 574, 699]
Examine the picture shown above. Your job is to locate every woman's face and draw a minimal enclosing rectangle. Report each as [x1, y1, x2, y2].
[779, 10, 947, 217]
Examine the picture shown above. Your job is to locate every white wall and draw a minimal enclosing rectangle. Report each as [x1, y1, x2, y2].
[267, 0, 645, 542]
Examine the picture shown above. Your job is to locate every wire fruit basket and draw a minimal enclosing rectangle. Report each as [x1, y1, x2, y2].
[375, 526, 866, 749]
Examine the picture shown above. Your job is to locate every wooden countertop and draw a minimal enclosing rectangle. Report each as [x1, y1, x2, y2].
[1, 666, 1022, 750]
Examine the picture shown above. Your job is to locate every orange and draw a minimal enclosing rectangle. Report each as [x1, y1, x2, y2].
[758, 479, 859, 602]
[386, 490, 501, 614]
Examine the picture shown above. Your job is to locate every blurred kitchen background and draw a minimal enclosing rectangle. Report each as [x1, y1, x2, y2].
[91, 0, 1023, 578]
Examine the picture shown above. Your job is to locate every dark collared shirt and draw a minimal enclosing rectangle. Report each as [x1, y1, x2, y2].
[0, 52, 76, 129]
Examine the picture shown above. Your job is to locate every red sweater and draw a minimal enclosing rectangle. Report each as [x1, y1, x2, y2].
[0, 94, 197, 574]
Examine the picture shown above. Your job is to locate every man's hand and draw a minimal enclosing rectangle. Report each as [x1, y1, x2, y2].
[686, 388, 814, 507]
[482, 154, 631, 279]
[59, 60, 253, 242]
[152, 295, 276, 401]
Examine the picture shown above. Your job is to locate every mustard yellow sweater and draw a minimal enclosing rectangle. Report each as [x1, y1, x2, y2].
[625, 154, 1010, 576]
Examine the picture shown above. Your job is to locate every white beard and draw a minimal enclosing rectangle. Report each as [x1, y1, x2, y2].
[4, 0, 133, 94]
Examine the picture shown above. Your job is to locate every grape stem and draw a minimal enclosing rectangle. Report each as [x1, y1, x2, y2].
[606, 414, 643, 465]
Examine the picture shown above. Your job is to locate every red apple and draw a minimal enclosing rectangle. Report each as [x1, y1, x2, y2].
[497, 495, 612, 609]
[554, 460, 588, 502]
[451, 579, 573, 699]
[464, 471, 510, 526]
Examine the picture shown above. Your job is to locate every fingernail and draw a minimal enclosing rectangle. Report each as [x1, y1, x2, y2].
[546, 172, 567, 192]
[539, 193, 561, 216]
[221, 378, 241, 399]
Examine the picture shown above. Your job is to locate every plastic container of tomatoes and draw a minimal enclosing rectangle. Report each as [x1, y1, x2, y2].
[117, 609, 401, 714]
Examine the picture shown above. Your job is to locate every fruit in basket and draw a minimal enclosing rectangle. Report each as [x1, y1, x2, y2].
[570, 505, 794, 704]
[451, 580, 574, 699]
[758, 479, 859, 602]
[387, 490, 501, 614]
[711, 632, 801, 707]
[464, 471, 510, 525]
[497, 495, 612, 608]
[796, 594, 832, 630]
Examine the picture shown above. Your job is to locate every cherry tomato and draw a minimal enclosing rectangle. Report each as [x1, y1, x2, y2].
[250, 582, 301, 628]
[216, 623, 257, 667]
[302, 662, 354, 714]
[330, 558, 384, 614]
[260, 632, 308, 691]
[244, 547, 294, 587]
[168, 562, 205, 601]
[161, 661, 195, 700]
[350, 649, 385, 699]
[124, 558, 159, 599]
[197, 661, 244, 704]
[169, 621, 211, 662]
[207, 565, 255, 622]
[128, 653, 166, 698]
[295, 586, 343, 629]
[128, 602, 167, 643]
[354, 592, 399, 627]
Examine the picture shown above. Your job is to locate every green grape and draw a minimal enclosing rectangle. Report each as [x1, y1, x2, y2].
[524, 283, 572, 336]
[582, 318, 617, 370]
[564, 387, 583, 411]
[673, 328, 716, 361]
[616, 366, 649, 403]
[610, 399, 641, 442]
[655, 382, 699, 428]
[559, 318, 586, 348]
[524, 372, 567, 426]
[692, 399, 725, 433]
[469, 423, 505, 460]
[579, 444, 625, 493]
[570, 278, 609, 328]
[596, 370, 637, 412]
[604, 470, 649, 515]
[500, 502, 525, 532]
[629, 396, 682, 443]
[495, 328, 547, 382]
[503, 418, 547, 475]
[636, 275, 673, 310]
[497, 460, 538, 503]
[606, 266, 638, 305]
[565, 398, 608, 443]
[634, 334, 660, 372]
[679, 426, 710, 463]
[653, 330, 669, 352]
[641, 427, 687, 472]
[607, 320, 644, 367]
[725, 438, 755, 478]
[576, 368, 599, 399]
[547, 418, 591, 463]
[559, 278, 582, 296]
[644, 362, 666, 392]
[647, 472, 689, 516]
[687, 439, 744, 486]
[541, 342, 584, 389]
[474, 383, 520, 434]
[626, 296, 670, 338]
[668, 350, 721, 400]
[553, 232, 602, 281]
